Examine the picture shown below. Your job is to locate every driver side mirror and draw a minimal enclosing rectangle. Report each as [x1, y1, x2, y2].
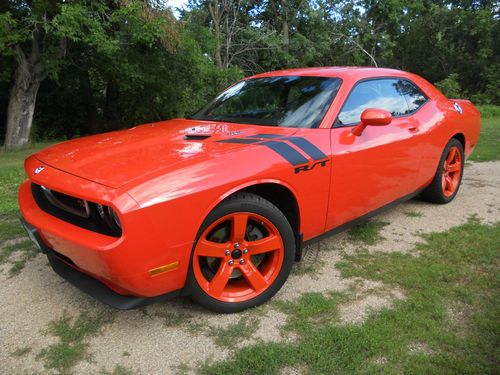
[352, 108, 392, 136]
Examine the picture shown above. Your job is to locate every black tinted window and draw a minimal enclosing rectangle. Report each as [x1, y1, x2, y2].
[337, 79, 425, 125]
[192, 76, 342, 128]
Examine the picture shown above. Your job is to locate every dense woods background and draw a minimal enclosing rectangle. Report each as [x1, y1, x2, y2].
[0, 0, 498, 149]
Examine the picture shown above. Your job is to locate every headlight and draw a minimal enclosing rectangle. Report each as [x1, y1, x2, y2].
[96, 204, 121, 232]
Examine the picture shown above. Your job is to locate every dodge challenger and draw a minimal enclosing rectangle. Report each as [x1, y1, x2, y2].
[18, 67, 480, 312]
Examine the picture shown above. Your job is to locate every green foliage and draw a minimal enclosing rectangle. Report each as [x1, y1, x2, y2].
[0, 0, 498, 142]
[201, 219, 500, 374]
[0, 12, 29, 55]
[435, 73, 462, 98]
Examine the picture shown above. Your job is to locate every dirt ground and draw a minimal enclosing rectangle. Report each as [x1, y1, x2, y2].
[1, 161, 499, 375]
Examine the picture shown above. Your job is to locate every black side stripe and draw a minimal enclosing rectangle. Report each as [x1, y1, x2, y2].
[260, 141, 309, 166]
[217, 138, 261, 144]
[246, 133, 283, 139]
[283, 137, 328, 161]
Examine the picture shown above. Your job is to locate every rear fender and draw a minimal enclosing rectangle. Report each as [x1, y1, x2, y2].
[447, 99, 480, 157]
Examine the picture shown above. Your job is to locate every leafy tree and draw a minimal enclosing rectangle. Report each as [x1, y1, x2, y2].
[0, 0, 171, 149]
[435, 73, 463, 98]
[0, 0, 498, 145]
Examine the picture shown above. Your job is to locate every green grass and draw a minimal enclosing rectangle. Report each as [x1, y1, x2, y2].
[37, 312, 114, 374]
[291, 262, 315, 275]
[348, 220, 388, 245]
[469, 115, 500, 162]
[212, 317, 259, 348]
[200, 219, 499, 374]
[0, 143, 53, 274]
[403, 210, 423, 218]
[477, 105, 500, 118]
[0, 142, 52, 216]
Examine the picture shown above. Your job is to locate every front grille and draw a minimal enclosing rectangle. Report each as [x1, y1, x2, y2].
[40, 185, 90, 218]
[31, 183, 121, 237]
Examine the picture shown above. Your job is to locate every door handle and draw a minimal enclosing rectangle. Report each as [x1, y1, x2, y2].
[408, 126, 419, 133]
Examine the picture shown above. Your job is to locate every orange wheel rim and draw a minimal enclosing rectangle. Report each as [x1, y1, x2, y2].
[442, 146, 462, 197]
[193, 212, 284, 303]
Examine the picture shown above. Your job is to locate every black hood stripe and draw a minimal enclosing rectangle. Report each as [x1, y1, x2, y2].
[216, 135, 327, 167]
[217, 138, 260, 144]
[259, 141, 309, 166]
[283, 137, 328, 161]
[246, 133, 283, 139]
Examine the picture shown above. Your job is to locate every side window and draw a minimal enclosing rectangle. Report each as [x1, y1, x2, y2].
[395, 80, 427, 112]
[337, 79, 422, 126]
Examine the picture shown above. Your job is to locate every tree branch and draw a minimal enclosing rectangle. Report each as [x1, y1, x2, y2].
[333, 33, 378, 67]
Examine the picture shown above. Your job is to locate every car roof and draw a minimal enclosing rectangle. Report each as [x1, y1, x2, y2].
[247, 67, 411, 80]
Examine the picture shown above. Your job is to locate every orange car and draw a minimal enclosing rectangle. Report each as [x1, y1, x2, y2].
[19, 67, 480, 312]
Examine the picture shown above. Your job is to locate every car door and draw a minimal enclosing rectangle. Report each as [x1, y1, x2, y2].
[326, 78, 427, 230]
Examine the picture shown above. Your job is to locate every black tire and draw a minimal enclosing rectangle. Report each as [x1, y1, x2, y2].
[187, 192, 295, 313]
[421, 138, 464, 204]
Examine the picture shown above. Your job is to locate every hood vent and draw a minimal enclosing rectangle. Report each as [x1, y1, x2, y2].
[184, 134, 211, 141]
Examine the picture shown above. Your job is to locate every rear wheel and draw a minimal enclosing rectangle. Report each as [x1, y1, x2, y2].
[187, 193, 295, 313]
[421, 138, 464, 204]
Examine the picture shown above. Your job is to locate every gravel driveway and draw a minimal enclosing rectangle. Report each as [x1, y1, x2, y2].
[1, 161, 499, 374]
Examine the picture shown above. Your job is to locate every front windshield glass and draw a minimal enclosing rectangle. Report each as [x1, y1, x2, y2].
[191, 76, 342, 128]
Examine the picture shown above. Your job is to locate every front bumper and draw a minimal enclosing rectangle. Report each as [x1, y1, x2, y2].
[19, 157, 195, 301]
[20, 217, 180, 309]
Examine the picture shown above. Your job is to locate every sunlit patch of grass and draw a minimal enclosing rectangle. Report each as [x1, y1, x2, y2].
[468, 115, 499, 162]
[37, 312, 114, 374]
[291, 262, 315, 275]
[348, 220, 389, 245]
[0, 143, 54, 275]
[0, 239, 39, 276]
[200, 219, 499, 375]
[0, 143, 52, 216]
[403, 210, 423, 218]
[0, 217, 26, 243]
[211, 317, 259, 348]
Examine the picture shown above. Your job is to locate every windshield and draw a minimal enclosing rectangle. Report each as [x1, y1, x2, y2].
[191, 76, 342, 128]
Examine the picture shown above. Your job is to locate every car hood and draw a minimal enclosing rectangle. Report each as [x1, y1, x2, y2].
[34, 119, 296, 189]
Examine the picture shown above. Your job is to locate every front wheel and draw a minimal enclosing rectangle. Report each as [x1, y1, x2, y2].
[187, 193, 295, 313]
[421, 138, 464, 204]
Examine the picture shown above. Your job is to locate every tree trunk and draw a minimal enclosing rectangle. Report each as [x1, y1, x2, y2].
[214, 22, 223, 68]
[79, 68, 100, 134]
[3, 61, 43, 150]
[104, 78, 121, 129]
[282, 0, 290, 51]
[208, 0, 223, 68]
